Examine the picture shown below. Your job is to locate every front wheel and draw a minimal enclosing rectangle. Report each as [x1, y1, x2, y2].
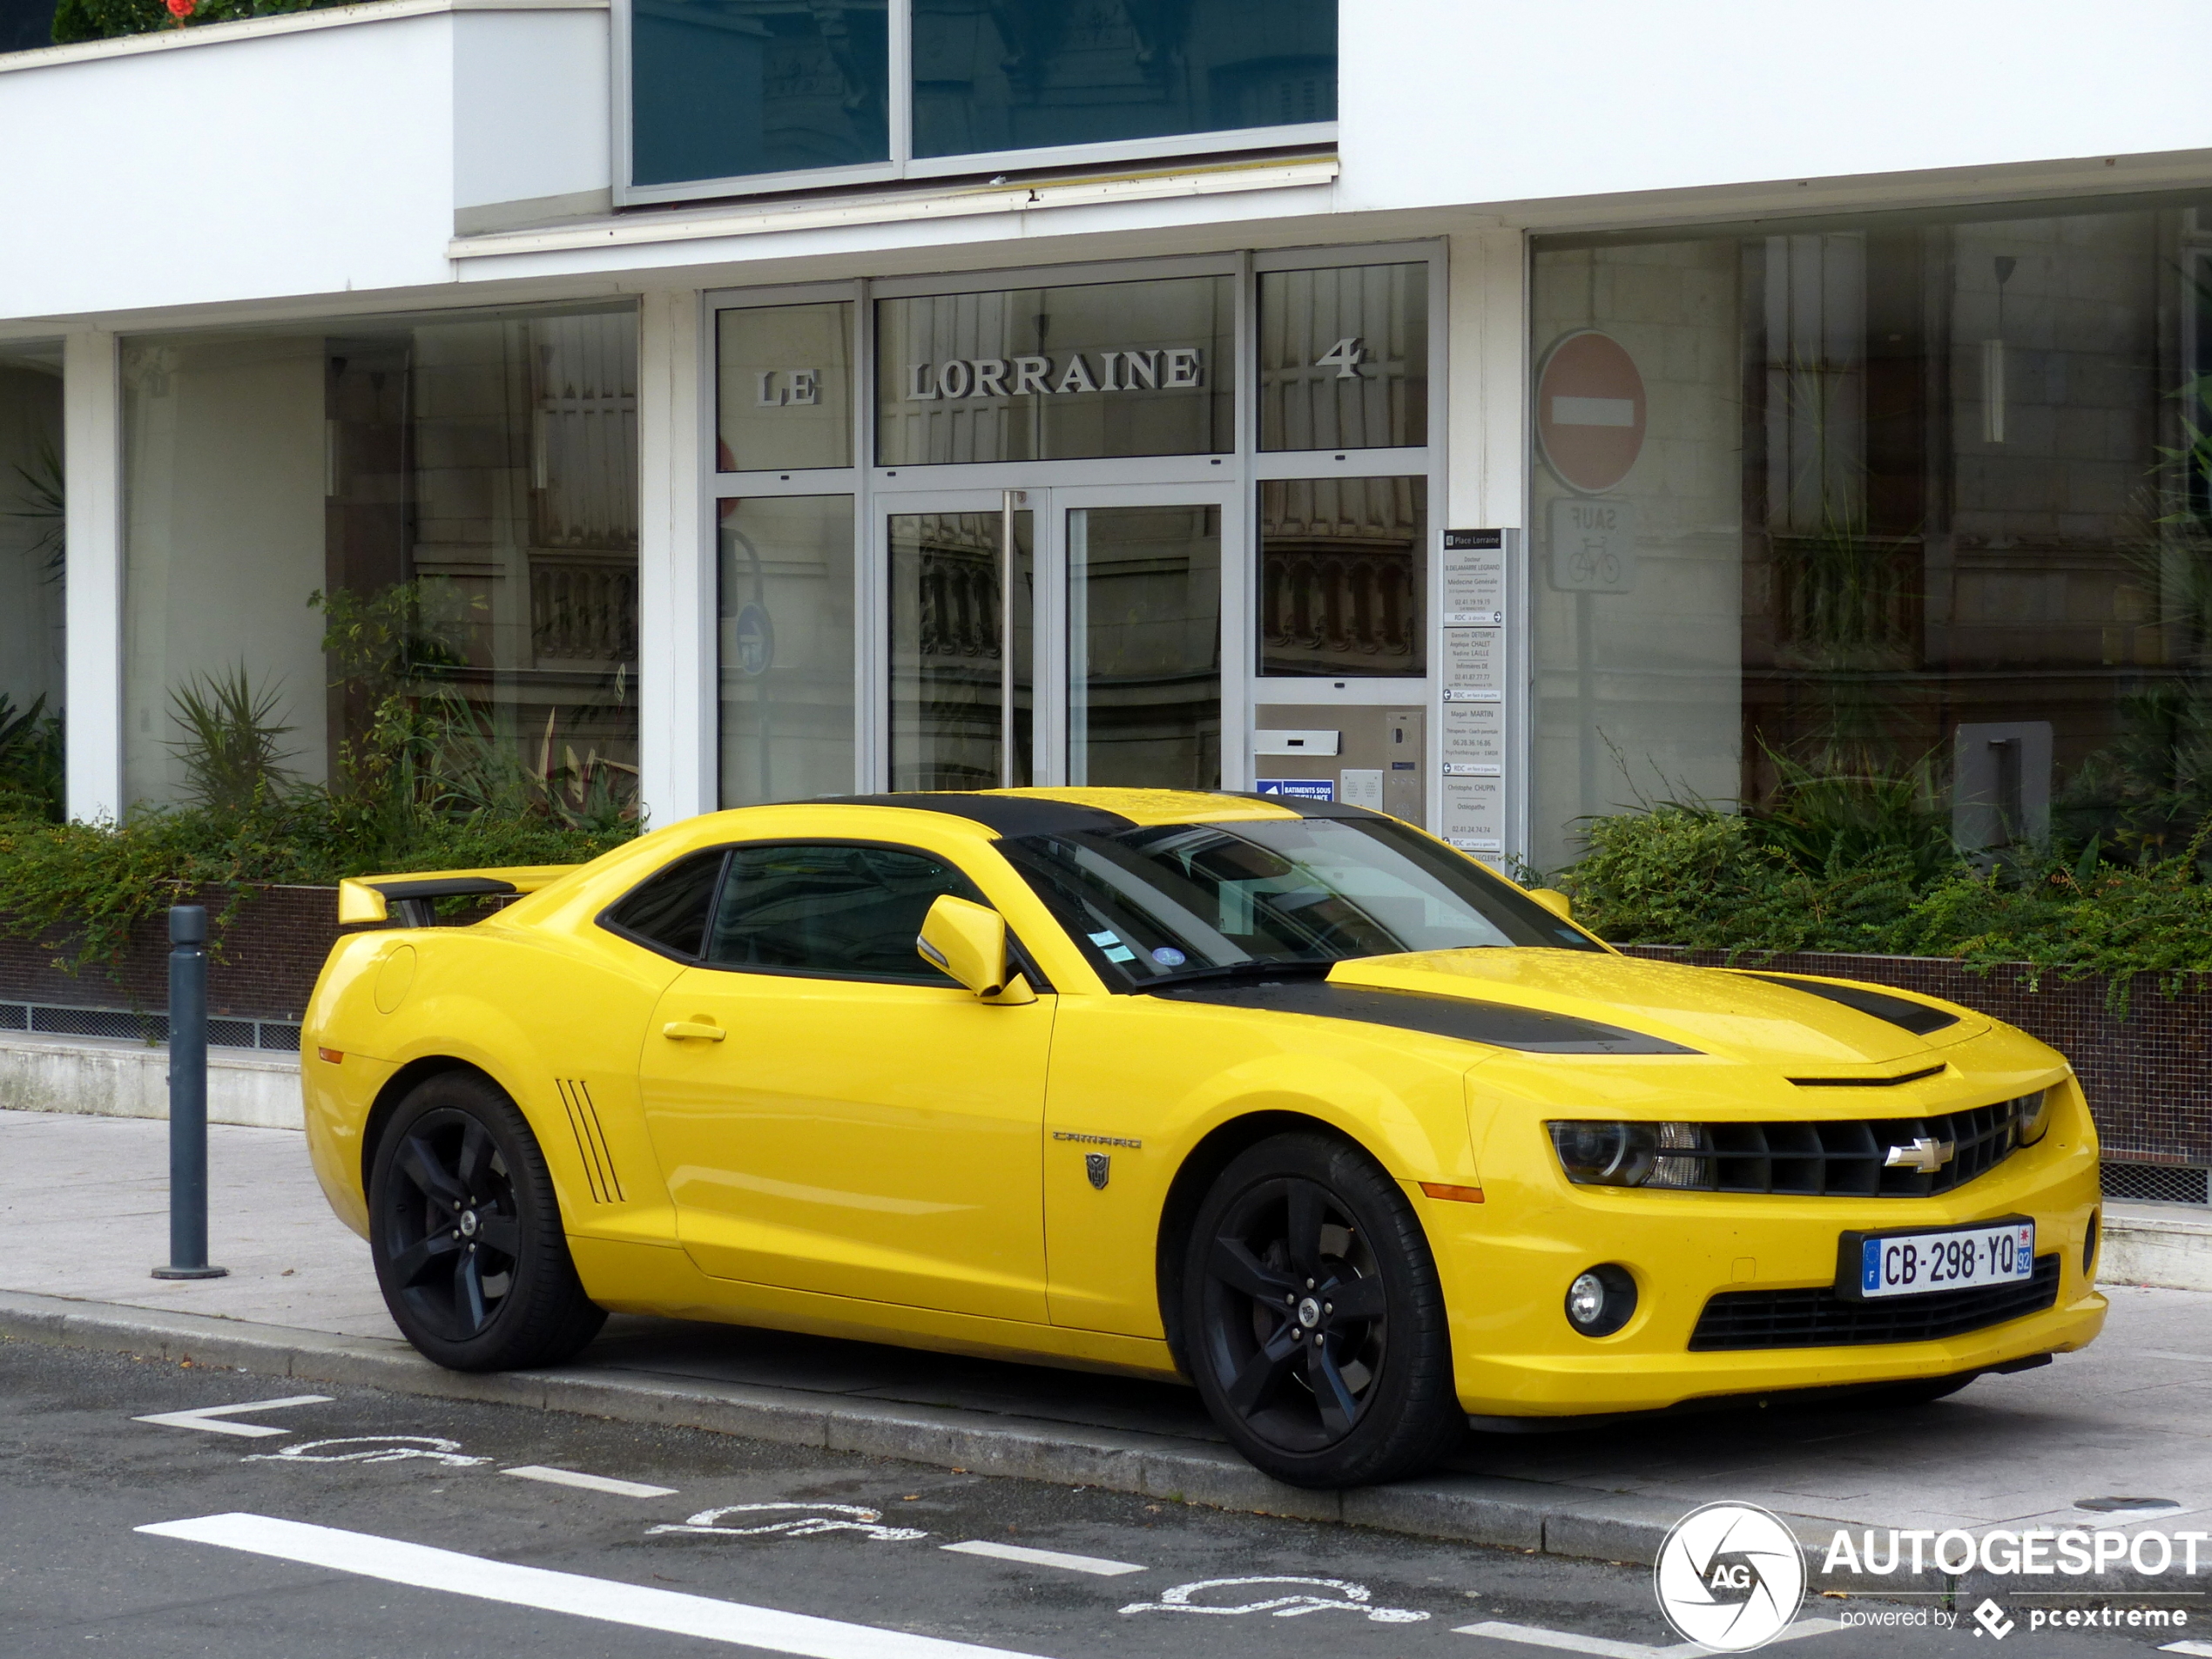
[1181, 1132, 1465, 1487]
[368, 1070, 605, 1372]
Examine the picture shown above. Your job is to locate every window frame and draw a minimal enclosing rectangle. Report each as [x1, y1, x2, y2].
[611, 0, 1339, 208]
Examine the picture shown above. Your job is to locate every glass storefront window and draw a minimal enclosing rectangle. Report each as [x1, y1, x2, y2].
[0, 341, 64, 813]
[123, 304, 639, 817]
[718, 496, 857, 806]
[1068, 503, 1221, 787]
[888, 509, 1034, 787]
[717, 303, 854, 473]
[1530, 204, 2212, 868]
[631, 0, 890, 188]
[1258, 264, 1427, 452]
[910, 0, 1337, 160]
[1258, 476, 1427, 678]
[875, 275, 1233, 465]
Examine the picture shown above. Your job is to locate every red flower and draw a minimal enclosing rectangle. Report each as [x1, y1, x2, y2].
[164, 0, 196, 17]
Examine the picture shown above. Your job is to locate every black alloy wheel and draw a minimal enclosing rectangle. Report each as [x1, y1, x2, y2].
[368, 1071, 604, 1372]
[1183, 1131, 1465, 1487]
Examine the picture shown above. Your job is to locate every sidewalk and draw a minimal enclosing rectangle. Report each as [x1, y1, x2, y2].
[6, 1107, 2210, 1573]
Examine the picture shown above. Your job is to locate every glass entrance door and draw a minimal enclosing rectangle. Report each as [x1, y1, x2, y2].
[887, 496, 1034, 789]
[881, 484, 1224, 792]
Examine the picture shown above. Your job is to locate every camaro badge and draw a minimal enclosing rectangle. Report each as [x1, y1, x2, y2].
[1884, 1136, 1956, 1173]
[1086, 1154, 1111, 1190]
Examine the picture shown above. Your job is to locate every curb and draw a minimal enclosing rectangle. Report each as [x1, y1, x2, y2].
[0, 1287, 1716, 1566]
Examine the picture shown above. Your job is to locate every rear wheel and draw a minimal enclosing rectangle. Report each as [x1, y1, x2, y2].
[1181, 1131, 1465, 1488]
[368, 1070, 604, 1372]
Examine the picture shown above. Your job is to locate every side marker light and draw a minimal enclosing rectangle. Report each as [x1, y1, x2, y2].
[316, 1048, 344, 1064]
[1419, 1183, 1485, 1204]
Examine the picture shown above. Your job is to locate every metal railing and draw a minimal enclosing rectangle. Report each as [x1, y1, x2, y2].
[0, 1000, 301, 1054]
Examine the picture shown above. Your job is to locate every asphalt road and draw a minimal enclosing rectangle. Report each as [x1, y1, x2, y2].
[0, 1338, 2193, 1659]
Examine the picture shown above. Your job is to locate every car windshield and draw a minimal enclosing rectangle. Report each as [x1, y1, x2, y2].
[1000, 815, 1599, 988]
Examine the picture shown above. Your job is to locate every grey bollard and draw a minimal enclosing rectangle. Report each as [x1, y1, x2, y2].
[153, 904, 226, 1281]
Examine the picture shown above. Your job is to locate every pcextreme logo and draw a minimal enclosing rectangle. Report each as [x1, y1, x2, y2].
[1654, 1502, 1808, 1652]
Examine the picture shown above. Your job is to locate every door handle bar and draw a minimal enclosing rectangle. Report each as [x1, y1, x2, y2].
[661, 1020, 725, 1042]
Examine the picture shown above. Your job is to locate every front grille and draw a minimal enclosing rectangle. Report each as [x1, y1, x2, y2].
[1689, 1253, 2061, 1351]
[1627, 1094, 2041, 1197]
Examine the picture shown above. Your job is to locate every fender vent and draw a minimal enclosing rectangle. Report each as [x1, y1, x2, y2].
[556, 1079, 625, 1204]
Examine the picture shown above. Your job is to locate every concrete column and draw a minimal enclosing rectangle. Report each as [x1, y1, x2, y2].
[1445, 230, 1531, 864]
[63, 331, 123, 824]
[635, 290, 714, 830]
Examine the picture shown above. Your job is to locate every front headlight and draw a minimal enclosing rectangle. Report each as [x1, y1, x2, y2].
[2016, 1088, 2055, 1146]
[1550, 1121, 1710, 1189]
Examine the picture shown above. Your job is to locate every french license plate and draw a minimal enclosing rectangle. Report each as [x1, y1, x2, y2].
[1839, 1219, 2035, 1300]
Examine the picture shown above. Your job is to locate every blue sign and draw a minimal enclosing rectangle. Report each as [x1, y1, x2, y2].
[1256, 778, 1335, 802]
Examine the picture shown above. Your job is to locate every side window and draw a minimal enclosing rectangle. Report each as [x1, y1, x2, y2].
[705, 843, 986, 983]
[603, 851, 727, 959]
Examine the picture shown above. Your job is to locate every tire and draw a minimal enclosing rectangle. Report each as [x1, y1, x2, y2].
[1180, 1131, 1465, 1487]
[368, 1070, 605, 1372]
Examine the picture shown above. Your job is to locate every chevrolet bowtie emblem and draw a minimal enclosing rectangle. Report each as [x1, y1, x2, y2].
[1885, 1136, 1956, 1172]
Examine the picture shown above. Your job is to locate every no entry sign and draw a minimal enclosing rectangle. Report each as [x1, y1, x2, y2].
[1535, 329, 1646, 495]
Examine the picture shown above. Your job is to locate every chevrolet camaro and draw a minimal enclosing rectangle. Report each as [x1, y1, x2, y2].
[301, 789, 2105, 1487]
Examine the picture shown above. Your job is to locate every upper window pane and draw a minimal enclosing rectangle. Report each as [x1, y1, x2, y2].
[631, 0, 890, 187]
[911, 0, 1337, 160]
[717, 303, 854, 472]
[705, 842, 985, 981]
[1259, 476, 1427, 678]
[876, 274, 1233, 465]
[1259, 264, 1429, 451]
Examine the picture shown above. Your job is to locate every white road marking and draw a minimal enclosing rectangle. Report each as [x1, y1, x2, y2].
[503, 1465, 677, 1499]
[138, 1513, 1054, 1659]
[1457, 1616, 1845, 1656]
[2160, 1644, 2212, 1658]
[650, 1503, 928, 1543]
[246, 1435, 489, 1467]
[1120, 1575, 1426, 1622]
[941, 1541, 1144, 1577]
[132, 1396, 333, 1439]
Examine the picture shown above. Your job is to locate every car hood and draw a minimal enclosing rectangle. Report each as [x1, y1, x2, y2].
[1326, 948, 1982, 1070]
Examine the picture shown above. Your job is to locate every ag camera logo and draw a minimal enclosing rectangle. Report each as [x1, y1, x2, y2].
[1654, 1502, 1806, 1652]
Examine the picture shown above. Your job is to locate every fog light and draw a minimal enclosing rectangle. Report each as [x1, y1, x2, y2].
[1563, 1264, 1636, 1337]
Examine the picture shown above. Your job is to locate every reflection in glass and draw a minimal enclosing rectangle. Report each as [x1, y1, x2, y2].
[718, 496, 856, 806]
[910, 0, 1337, 159]
[1259, 264, 1427, 451]
[717, 303, 853, 472]
[1068, 505, 1221, 787]
[1258, 477, 1426, 678]
[876, 276, 1233, 465]
[1527, 206, 2212, 868]
[123, 307, 641, 815]
[0, 342, 64, 790]
[889, 510, 1033, 788]
[631, 0, 889, 187]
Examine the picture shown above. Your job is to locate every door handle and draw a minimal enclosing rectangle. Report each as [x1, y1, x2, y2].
[661, 1020, 725, 1042]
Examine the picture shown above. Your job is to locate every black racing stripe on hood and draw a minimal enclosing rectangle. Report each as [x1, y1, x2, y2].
[811, 793, 1137, 837]
[1149, 980, 1698, 1055]
[1739, 974, 1959, 1037]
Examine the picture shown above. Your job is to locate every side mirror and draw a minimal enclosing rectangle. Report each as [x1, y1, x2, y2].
[917, 894, 1035, 1004]
[1527, 887, 1574, 923]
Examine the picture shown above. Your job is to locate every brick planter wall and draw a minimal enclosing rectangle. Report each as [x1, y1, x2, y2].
[1622, 946, 2210, 1170]
[0, 885, 354, 1024]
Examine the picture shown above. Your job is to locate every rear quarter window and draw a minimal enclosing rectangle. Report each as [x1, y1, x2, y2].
[601, 851, 727, 960]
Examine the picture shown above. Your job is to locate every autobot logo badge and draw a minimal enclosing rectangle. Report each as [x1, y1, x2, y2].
[1654, 1502, 1805, 1651]
[1086, 1154, 1110, 1190]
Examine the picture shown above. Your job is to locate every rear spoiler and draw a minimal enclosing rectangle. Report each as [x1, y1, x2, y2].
[337, 866, 580, 928]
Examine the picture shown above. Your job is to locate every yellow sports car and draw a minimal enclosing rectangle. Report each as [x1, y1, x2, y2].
[301, 789, 2104, 1488]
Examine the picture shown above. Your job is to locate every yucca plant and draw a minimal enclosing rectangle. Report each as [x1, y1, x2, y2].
[0, 692, 64, 820]
[166, 665, 298, 813]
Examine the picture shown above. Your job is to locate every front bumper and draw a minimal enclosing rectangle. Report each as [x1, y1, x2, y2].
[1425, 1115, 2105, 1418]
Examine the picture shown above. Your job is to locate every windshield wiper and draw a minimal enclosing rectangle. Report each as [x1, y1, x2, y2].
[1135, 958, 1339, 988]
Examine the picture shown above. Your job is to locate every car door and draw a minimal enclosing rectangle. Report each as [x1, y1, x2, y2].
[637, 840, 1055, 1324]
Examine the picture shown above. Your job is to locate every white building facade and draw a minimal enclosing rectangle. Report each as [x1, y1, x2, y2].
[5, 0, 2211, 867]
